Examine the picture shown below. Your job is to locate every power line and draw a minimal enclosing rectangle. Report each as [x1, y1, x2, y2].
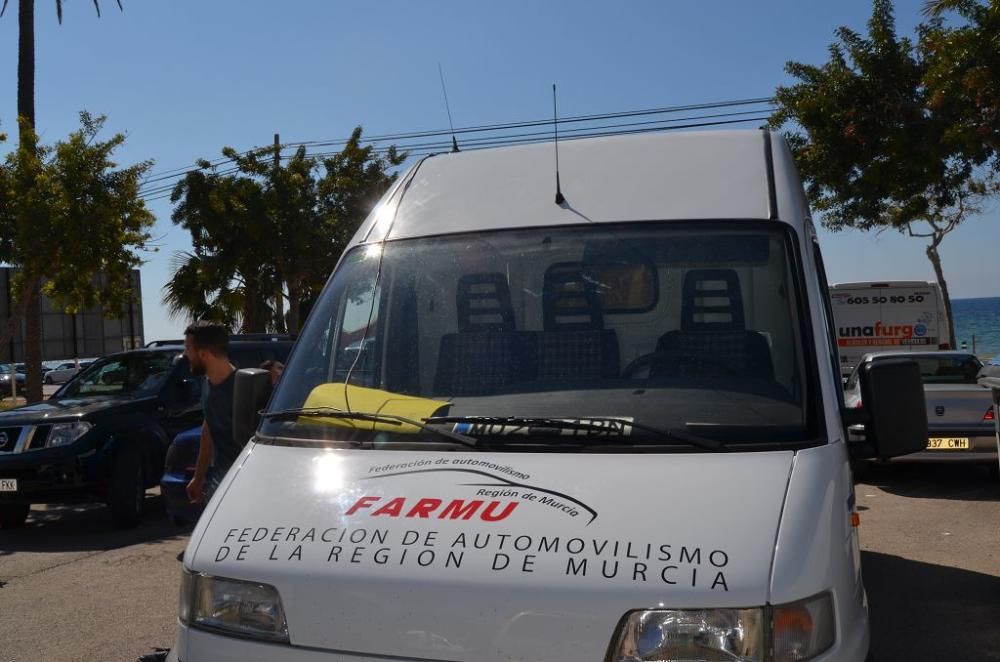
[139, 96, 774, 194]
[139, 111, 771, 204]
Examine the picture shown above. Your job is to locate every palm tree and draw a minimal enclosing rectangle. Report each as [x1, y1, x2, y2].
[163, 251, 281, 334]
[0, 0, 122, 402]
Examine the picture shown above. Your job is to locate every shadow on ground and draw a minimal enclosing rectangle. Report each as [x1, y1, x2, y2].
[857, 461, 1000, 502]
[0, 490, 185, 554]
[863, 550, 1000, 661]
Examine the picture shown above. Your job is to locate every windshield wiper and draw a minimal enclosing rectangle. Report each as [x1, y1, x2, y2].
[425, 416, 725, 452]
[260, 407, 478, 448]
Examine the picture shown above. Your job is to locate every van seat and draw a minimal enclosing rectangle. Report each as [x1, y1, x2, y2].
[533, 263, 619, 384]
[654, 269, 773, 380]
[433, 273, 527, 396]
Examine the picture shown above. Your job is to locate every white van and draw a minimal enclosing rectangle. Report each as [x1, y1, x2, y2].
[169, 130, 928, 662]
[830, 281, 952, 380]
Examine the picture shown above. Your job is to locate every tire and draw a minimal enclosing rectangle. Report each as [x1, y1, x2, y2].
[44, 374, 52, 385]
[108, 445, 145, 529]
[0, 503, 30, 529]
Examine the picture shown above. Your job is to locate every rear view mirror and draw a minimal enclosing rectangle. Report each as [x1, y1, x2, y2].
[233, 369, 273, 447]
[853, 359, 927, 459]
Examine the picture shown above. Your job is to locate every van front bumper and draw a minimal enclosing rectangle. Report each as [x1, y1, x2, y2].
[170, 623, 429, 662]
[169, 621, 869, 662]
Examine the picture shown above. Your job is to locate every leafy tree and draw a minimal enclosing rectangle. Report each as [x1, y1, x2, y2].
[0, 113, 155, 365]
[922, 0, 1000, 170]
[166, 128, 405, 334]
[166, 158, 279, 332]
[770, 0, 997, 346]
[1, 0, 124, 402]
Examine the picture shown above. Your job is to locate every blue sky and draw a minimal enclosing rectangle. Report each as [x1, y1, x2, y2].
[2, 0, 997, 342]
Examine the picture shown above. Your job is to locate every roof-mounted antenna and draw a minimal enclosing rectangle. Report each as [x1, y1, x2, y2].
[552, 83, 565, 205]
[438, 64, 460, 153]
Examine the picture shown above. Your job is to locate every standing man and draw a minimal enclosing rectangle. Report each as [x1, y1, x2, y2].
[184, 321, 238, 504]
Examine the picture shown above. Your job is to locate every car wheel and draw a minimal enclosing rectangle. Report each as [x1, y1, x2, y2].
[108, 445, 144, 529]
[0, 503, 30, 528]
[44, 374, 52, 385]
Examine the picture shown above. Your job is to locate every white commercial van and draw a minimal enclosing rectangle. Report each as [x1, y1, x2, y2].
[830, 281, 952, 380]
[169, 130, 928, 662]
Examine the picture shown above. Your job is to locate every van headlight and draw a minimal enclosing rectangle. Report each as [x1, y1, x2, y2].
[179, 571, 289, 643]
[47, 421, 92, 447]
[609, 593, 834, 662]
[610, 608, 765, 661]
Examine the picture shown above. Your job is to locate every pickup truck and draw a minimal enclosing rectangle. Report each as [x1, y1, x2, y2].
[0, 339, 293, 529]
[845, 351, 997, 468]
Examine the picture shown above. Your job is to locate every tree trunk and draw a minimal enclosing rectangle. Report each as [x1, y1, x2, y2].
[0, 274, 41, 349]
[17, 0, 43, 403]
[241, 279, 267, 333]
[17, 0, 34, 126]
[286, 278, 302, 335]
[274, 288, 286, 334]
[22, 284, 42, 402]
[926, 238, 957, 352]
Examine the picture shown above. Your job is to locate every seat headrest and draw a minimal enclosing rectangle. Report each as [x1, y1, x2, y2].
[543, 262, 604, 331]
[456, 273, 516, 332]
[681, 268, 745, 332]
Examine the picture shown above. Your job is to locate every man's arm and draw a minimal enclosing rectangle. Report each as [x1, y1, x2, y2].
[186, 421, 213, 503]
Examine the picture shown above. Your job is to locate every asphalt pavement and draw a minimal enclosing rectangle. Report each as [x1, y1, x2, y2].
[0, 463, 997, 662]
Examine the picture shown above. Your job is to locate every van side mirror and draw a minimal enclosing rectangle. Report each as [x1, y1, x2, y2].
[233, 369, 273, 447]
[847, 359, 927, 459]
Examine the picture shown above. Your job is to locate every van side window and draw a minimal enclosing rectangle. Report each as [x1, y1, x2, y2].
[332, 271, 383, 386]
[812, 242, 844, 404]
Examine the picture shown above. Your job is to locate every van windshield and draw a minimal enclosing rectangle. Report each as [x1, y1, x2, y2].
[263, 222, 819, 448]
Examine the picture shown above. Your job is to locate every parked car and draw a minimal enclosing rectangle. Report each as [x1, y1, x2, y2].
[845, 351, 997, 468]
[0, 364, 27, 396]
[43, 360, 94, 385]
[160, 341, 293, 526]
[17, 362, 55, 380]
[0, 338, 294, 529]
[145, 340, 184, 348]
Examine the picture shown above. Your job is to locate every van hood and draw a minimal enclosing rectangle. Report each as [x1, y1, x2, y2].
[191, 444, 794, 662]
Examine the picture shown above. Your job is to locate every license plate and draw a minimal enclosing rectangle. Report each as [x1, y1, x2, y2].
[0, 478, 16, 492]
[927, 437, 970, 450]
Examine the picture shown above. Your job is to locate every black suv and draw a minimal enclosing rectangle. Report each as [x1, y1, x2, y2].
[0, 339, 293, 529]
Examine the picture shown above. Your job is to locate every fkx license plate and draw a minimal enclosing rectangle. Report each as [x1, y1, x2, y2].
[0, 478, 16, 492]
[927, 438, 970, 450]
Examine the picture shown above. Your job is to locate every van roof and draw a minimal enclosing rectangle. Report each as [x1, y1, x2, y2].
[353, 130, 808, 244]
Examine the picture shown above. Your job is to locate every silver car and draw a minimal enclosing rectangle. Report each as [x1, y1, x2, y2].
[844, 351, 998, 466]
[43, 360, 94, 385]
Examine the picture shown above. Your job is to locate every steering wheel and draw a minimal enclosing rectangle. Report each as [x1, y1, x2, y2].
[622, 350, 741, 379]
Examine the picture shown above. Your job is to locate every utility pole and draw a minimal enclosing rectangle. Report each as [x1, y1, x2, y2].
[273, 133, 286, 334]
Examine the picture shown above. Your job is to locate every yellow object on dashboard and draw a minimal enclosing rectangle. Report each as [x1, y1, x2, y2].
[300, 383, 450, 433]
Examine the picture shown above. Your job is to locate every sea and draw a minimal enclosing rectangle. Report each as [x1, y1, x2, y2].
[951, 297, 1000, 361]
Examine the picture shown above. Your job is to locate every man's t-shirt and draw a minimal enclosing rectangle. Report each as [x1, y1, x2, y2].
[203, 370, 239, 474]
